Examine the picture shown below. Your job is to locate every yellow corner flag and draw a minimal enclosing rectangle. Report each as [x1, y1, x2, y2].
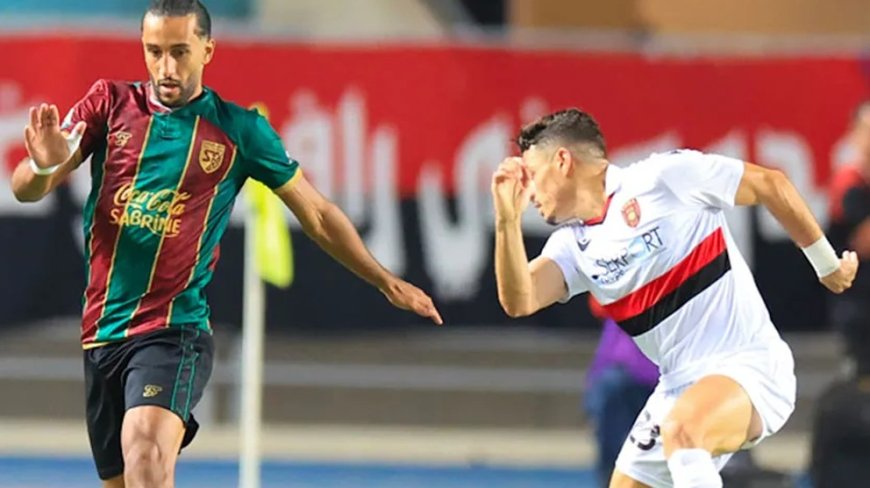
[247, 102, 294, 288]
[246, 180, 294, 288]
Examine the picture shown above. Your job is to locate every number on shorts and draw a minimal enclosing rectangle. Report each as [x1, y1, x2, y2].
[628, 409, 661, 451]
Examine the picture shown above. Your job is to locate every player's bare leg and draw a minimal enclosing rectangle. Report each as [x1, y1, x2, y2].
[121, 406, 185, 488]
[608, 469, 652, 488]
[103, 474, 125, 488]
[661, 374, 762, 487]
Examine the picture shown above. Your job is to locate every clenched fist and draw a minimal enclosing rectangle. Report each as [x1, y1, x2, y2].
[820, 250, 859, 294]
[492, 157, 533, 223]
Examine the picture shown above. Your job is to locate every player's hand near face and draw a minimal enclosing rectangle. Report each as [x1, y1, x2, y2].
[24, 103, 86, 169]
[819, 251, 859, 294]
[380, 278, 443, 325]
[492, 157, 533, 222]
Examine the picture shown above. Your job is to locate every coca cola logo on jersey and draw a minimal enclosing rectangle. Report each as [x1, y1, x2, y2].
[109, 183, 191, 237]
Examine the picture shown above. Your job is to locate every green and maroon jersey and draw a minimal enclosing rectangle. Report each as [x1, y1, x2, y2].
[63, 80, 299, 347]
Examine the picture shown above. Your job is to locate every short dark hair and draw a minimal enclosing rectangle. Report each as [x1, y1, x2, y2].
[516, 108, 607, 157]
[144, 0, 212, 38]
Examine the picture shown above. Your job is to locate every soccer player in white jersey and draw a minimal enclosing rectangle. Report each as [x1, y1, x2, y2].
[492, 108, 858, 488]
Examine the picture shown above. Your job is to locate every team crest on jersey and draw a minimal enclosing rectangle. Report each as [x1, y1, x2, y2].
[199, 140, 226, 174]
[621, 198, 641, 228]
[113, 131, 132, 147]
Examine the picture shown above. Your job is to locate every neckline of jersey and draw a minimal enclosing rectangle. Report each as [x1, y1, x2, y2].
[582, 164, 623, 226]
[145, 82, 212, 115]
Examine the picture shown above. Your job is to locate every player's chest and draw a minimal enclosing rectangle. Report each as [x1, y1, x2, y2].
[573, 197, 698, 294]
[101, 112, 238, 184]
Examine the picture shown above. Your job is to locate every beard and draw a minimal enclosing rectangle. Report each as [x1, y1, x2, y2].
[153, 77, 197, 108]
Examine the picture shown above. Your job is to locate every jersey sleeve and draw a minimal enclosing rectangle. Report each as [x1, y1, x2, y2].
[241, 112, 301, 189]
[61, 79, 112, 159]
[539, 227, 588, 303]
[655, 150, 745, 209]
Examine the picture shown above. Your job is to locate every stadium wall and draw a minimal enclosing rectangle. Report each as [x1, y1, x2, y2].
[0, 35, 867, 332]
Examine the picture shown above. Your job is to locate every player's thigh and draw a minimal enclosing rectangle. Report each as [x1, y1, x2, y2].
[662, 374, 762, 457]
[84, 347, 127, 480]
[121, 326, 214, 460]
[123, 325, 214, 430]
[609, 469, 653, 488]
[613, 390, 675, 487]
[121, 405, 185, 463]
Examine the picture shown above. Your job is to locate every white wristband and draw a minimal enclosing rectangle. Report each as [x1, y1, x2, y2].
[27, 125, 84, 176]
[801, 237, 840, 277]
[29, 158, 62, 176]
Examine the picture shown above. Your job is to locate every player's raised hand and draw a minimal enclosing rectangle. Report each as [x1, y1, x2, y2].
[819, 251, 859, 294]
[491, 156, 533, 222]
[23, 103, 86, 169]
[381, 278, 443, 325]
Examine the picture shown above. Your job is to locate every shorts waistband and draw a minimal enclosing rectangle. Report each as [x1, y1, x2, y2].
[657, 340, 790, 392]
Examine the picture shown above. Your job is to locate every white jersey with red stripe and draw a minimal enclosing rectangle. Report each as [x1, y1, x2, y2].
[541, 149, 787, 385]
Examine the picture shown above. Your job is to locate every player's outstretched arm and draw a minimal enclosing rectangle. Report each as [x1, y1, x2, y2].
[735, 162, 858, 293]
[275, 174, 443, 325]
[11, 103, 86, 202]
[492, 157, 568, 317]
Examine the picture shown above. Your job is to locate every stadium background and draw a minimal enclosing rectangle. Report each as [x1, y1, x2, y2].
[0, 0, 867, 486]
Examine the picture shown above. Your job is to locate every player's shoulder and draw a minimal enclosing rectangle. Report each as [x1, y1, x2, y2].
[607, 149, 706, 198]
[87, 79, 142, 95]
[76, 79, 119, 102]
[208, 91, 272, 138]
[204, 91, 283, 159]
[639, 148, 704, 167]
[72, 80, 145, 117]
[547, 220, 582, 243]
[627, 149, 707, 179]
[206, 89, 261, 123]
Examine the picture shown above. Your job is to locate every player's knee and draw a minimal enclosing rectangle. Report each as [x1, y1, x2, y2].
[122, 423, 174, 485]
[121, 406, 183, 480]
[124, 438, 172, 474]
[660, 417, 706, 452]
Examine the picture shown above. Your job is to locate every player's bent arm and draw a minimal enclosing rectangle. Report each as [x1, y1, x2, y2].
[11, 148, 84, 203]
[735, 161, 857, 291]
[274, 173, 395, 290]
[734, 162, 823, 247]
[529, 256, 570, 312]
[494, 218, 567, 318]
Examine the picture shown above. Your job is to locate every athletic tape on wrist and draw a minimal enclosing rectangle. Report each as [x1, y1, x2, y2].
[28, 127, 84, 176]
[802, 237, 840, 277]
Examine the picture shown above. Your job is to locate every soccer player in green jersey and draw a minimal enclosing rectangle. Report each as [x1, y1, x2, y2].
[9, 1, 442, 487]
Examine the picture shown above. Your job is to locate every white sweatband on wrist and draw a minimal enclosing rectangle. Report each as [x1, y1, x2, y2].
[802, 237, 840, 277]
[29, 158, 61, 176]
[28, 125, 84, 176]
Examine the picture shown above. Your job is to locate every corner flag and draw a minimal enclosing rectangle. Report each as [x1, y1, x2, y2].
[246, 102, 294, 288]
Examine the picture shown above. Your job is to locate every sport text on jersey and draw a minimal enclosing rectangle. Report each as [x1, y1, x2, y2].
[591, 226, 665, 285]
